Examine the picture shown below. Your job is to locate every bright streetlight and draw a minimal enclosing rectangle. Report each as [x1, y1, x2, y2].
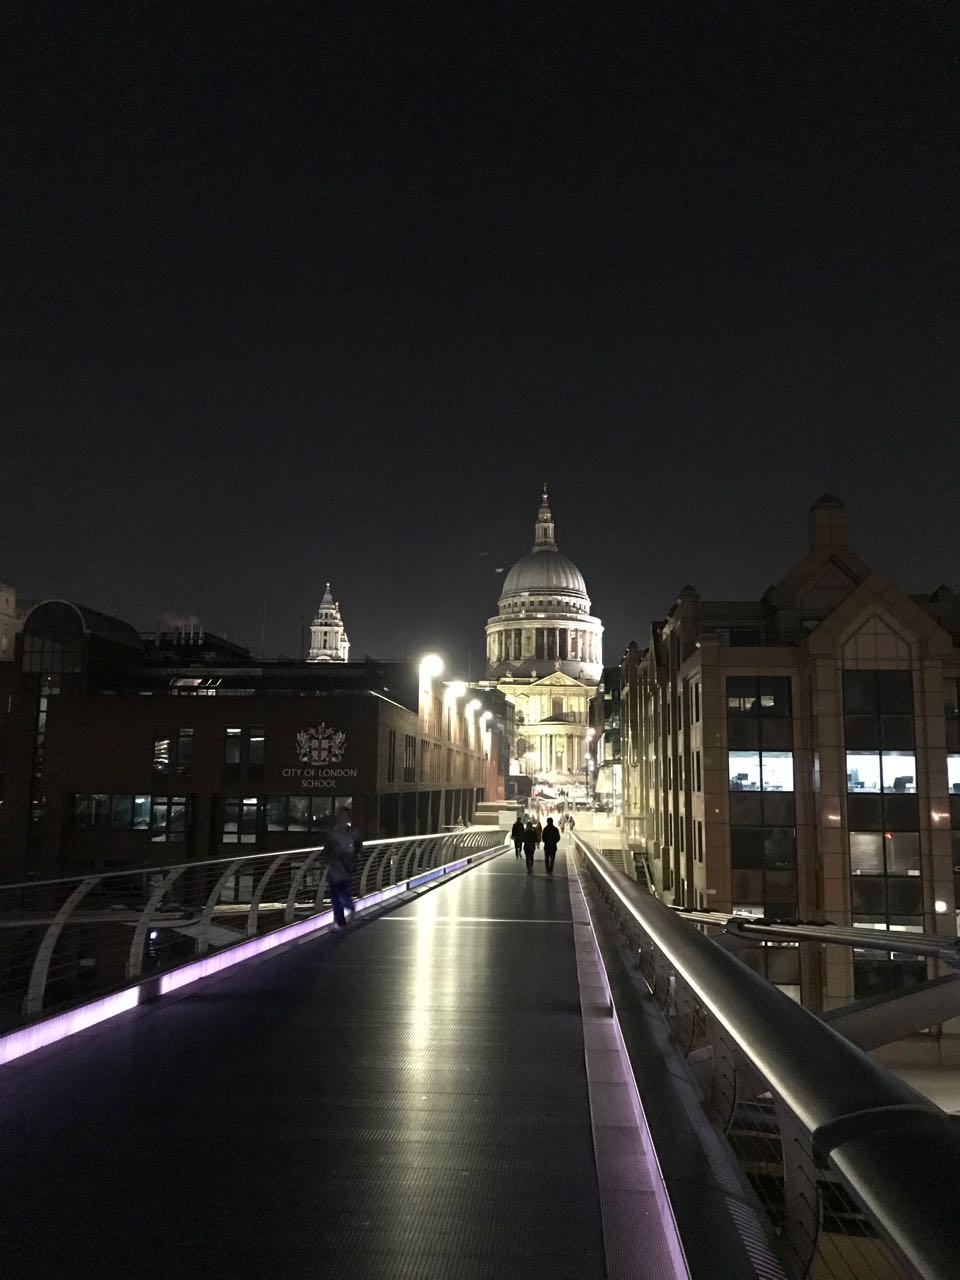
[419, 653, 444, 680]
[467, 698, 482, 712]
[446, 681, 467, 700]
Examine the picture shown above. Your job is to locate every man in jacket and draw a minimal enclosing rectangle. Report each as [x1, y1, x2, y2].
[541, 816, 560, 875]
[510, 817, 525, 858]
[324, 806, 362, 928]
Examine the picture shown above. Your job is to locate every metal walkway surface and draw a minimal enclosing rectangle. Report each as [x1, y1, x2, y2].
[0, 839, 678, 1279]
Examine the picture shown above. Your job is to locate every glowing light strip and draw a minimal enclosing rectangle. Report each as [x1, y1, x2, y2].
[0, 987, 141, 1067]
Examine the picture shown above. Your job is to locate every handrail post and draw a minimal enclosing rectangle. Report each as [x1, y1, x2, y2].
[24, 876, 100, 1016]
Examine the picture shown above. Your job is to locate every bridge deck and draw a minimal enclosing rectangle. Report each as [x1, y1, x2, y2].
[0, 841, 634, 1278]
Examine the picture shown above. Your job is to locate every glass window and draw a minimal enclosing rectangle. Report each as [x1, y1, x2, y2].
[729, 751, 761, 790]
[726, 677, 757, 714]
[169, 798, 186, 840]
[763, 828, 796, 869]
[877, 671, 914, 714]
[153, 735, 171, 774]
[177, 729, 194, 771]
[266, 797, 287, 831]
[150, 799, 169, 842]
[880, 715, 914, 750]
[288, 796, 309, 831]
[947, 754, 960, 795]
[762, 791, 796, 826]
[111, 794, 133, 828]
[850, 832, 884, 875]
[882, 831, 919, 875]
[310, 796, 334, 829]
[843, 671, 878, 714]
[248, 728, 265, 766]
[851, 877, 886, 914]
[761, 752, 794, 792]
[880, 794, 920, 831]
[758, 678, 791, 716]
[225, 728, 242, 765]
[728, 718, 760, 749]
[223, 798, 239, 840]
[881, 752, 916, 793]
[729, 791, 762, 825]
[133, 796, 150, 829]
[846, 751, 881, 792]
[887, 878, 923, 915]
[239, 797, 257, 843]
[732, 827, 764, 868]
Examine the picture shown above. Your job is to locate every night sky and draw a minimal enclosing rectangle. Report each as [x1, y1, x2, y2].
[4, 3, 957, 673]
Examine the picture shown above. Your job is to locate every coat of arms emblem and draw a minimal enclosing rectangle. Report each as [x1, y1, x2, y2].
[296, 723, 347, 765]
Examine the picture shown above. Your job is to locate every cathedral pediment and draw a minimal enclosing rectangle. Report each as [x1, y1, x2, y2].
[529, 671, 585, 688]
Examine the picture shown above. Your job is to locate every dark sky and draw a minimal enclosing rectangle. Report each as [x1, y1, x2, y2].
[4, 2, 957, 672]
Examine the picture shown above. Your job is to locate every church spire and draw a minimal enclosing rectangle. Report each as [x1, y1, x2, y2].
[533, 484, 556, 552]
[307, 581, 350, 663]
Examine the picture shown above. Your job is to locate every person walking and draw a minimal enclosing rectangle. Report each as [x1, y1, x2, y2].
[324, 806, 362, 928]
[533, 817, 543, 849]
[510, 816, 525, 859]
[522, 821, 537, 875]
[542, 816, 560, 875]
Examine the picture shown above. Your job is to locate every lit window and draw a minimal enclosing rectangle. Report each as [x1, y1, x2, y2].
[728, 750, 793, 791]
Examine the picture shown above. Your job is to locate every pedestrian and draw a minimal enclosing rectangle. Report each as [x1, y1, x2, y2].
[542, 816, 560, 875]
[522, 822, 537, 875]
[567, 814, 576, 833]
[510, 816, 525, 859]
[324, 806, 362, 928]
[533, 817, 543, 848]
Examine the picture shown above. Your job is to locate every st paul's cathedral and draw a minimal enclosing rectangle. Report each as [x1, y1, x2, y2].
[483, 488, 603, 793]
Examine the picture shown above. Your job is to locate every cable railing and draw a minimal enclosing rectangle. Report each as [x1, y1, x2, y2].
[575, 835, 960, 1280]
[0, 828, 507, 1048]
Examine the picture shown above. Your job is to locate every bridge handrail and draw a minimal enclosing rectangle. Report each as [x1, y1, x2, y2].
[675, 908, 960, 967]
[0, 828, 506, 1030]
[576, 835, 960, 1280]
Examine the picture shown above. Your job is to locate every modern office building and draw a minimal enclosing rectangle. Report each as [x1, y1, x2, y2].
[483, 487, 603, 796]
[0, 600, 508, 880]
[619, 496, 960, 1010]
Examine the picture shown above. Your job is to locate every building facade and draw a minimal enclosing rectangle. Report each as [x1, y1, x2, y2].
[0, 601, 508, 880]
[308, 583, 349, 662]
[483, 488, 603, 795]
[620, 496, 960, 1009]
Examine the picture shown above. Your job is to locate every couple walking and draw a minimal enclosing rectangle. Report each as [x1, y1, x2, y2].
[511, 815, 560, 875]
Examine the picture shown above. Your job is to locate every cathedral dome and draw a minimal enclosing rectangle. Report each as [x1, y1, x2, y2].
[500, 549, 587, 600]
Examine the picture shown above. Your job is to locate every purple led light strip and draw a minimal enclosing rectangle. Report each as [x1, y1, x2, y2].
[0, 988, 141, 1067]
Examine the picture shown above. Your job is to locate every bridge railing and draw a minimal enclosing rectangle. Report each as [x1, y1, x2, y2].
[575, 835, 960, 1280]
[0, 828, 506, 1038]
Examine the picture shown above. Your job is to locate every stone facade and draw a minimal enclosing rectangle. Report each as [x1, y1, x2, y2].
[620, 496, 960, 1010]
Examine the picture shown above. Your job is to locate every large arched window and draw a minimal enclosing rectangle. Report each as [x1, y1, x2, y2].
[21, 601, 84, 674]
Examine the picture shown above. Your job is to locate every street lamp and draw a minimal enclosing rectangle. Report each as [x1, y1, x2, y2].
[419, 653, 444, 682]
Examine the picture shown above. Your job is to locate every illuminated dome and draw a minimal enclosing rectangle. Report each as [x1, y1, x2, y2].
[500, 550, 587, 601]
[498, 489, 588, 604]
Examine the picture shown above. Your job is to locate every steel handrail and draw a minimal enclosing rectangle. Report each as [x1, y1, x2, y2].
[0, 830, 466, 893]
[676, 907, 960, 965]
[575, 835, 960, 1280]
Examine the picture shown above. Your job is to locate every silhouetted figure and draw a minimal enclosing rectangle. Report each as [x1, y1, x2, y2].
[522, 822, 537, 874]
[533, 818, 543, 848]
[325, 806, 362, 928]
[542, 817, 560, 874]
[511, 818, 525, 858]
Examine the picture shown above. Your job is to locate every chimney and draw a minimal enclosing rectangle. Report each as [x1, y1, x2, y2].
[808, 494, 846, 551]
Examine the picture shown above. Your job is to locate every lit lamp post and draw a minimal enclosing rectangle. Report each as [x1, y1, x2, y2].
[584, 727, 596, 803]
